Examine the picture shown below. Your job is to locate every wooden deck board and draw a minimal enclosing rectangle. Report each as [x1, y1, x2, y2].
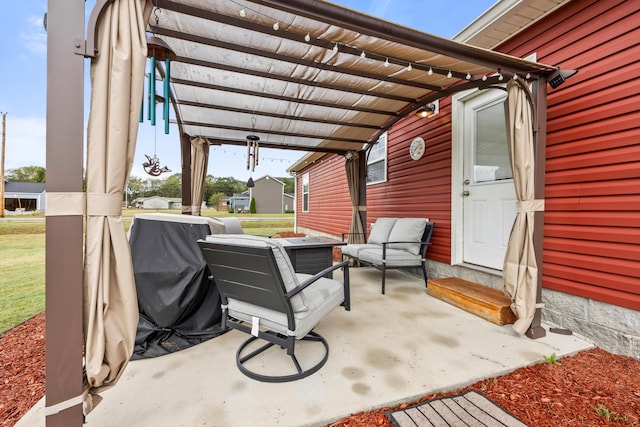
[427, 278, 517, 326]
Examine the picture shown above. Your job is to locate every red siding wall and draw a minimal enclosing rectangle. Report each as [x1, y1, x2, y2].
[296, 0, 640, 310]
[366, 106, 453, 265]
[296, 108, 454, 264]
[496, 0, 640, 311]
[296, 154, 352, 237]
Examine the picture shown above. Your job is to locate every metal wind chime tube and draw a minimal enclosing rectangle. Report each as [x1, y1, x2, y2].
[246, 135, 260, 172]
[164, 58, 170, 134]
[139, 25, 176, 176]
[150, 56, 157, 126]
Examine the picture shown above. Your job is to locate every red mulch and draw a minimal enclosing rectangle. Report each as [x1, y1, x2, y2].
[2, 314, 639, 427]
[1, 313, 46, 427]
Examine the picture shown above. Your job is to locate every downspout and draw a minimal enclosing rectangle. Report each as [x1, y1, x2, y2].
[358, 148, 367, 233]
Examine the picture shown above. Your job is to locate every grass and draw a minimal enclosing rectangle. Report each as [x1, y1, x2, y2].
[543, 352, 562, 365]
[0, 210, 293, 334]
[0, 222, 46, 333]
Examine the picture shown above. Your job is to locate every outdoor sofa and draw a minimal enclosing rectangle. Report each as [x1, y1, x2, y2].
[341, 218, 434, 294]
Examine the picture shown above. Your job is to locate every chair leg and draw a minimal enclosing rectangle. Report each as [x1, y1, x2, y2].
[381, 264, 386, 294]
[421, 261, 428, 288]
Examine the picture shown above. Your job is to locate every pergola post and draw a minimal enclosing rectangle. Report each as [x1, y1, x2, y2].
[45, 0, 86, 424]
[181, 133, 192, 214]
[526, 78, 548, 339]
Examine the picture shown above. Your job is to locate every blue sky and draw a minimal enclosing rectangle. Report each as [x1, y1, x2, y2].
[0, 0, 496, 181]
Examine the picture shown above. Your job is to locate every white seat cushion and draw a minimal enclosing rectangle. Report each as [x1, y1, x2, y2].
[228, 274, 344, 338]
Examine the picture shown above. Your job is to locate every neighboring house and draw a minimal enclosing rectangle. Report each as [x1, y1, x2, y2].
[140, 196, 182, 210]
[249, 175, 287, 214]
[227, 192, 250, 213]
[288, 0, 639, 358]
[283, 193, 294, 213]
[4, 181, 46, 212]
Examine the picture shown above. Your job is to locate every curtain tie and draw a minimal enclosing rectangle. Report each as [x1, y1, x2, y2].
[45, 192, 86, 216]
[516, 199, 544, 213]
[86, 192, 123, 216]
[44, 393, 83, 416]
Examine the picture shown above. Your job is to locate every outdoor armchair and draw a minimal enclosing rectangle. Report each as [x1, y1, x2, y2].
[198, 234, 350, 382]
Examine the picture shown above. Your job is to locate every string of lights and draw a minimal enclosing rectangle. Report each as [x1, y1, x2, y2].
[226, 0, 536, 82]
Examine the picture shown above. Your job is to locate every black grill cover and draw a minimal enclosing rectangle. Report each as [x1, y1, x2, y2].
[129, 218, 227, 359]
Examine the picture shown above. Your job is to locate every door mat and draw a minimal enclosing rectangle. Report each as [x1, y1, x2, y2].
[387, 390, 528, 427]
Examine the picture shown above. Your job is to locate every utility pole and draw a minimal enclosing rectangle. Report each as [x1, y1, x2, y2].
[1, 112, 6, 218]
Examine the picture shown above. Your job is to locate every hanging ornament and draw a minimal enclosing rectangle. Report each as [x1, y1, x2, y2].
[143, 154, 171, 176]
[146, 35, 175, 134]
[143, 7, 176, 134]
[246, 135, 260, 172]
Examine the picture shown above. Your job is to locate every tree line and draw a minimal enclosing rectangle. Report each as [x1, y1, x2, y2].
[6, 166, 294, 207]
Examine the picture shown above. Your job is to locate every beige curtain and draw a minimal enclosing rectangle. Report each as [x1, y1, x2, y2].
[503, 80, 542, 335]
[345, 152, 365, 244]
[83, 0, 152, 415]
[190, 136, 210, 216]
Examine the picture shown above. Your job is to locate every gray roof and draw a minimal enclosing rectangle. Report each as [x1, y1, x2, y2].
[5, 181, 46, 193]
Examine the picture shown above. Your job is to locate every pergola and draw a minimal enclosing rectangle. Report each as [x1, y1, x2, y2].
[44, 0, 569, 425]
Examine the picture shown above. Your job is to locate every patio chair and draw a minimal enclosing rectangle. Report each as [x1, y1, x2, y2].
[198, 234, 350, 382]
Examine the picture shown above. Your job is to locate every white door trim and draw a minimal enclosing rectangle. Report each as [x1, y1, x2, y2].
[451, 88, 476, 265]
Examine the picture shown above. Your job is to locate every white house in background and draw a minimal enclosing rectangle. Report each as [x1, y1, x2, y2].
[138, 196, 182, 210]
[4, 181, 46, 212]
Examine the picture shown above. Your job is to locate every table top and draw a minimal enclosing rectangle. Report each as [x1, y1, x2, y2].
[275, 236, 346, 249]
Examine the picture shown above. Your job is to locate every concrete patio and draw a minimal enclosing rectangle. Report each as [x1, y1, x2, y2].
[17, 267, 593, 427]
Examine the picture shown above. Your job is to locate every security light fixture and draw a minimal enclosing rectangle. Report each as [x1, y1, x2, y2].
[548, 69, 578, 89]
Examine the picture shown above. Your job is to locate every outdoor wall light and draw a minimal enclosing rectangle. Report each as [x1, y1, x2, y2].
[548, 69, 578, 89]
[415, 103, 436, 118]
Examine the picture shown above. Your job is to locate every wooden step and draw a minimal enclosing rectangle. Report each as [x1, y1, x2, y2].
[427, 278, 517, 326]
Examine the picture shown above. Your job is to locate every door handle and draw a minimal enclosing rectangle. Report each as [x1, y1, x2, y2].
[464, 179, 471, 185]
[462, 191, 470, 197]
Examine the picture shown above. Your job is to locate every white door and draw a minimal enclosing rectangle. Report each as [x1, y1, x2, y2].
[462, 91, 516, 270]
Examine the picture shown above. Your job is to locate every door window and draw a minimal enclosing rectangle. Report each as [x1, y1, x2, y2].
[473, 102, 512, 183]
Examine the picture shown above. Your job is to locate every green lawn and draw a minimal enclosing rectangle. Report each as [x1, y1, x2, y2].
[0, 223, 46, 333]
[0, 210, 293, 334]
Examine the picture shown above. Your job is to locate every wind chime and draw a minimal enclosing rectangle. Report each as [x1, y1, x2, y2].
[140, 7, 175, 176]
[246, 116, 260, 187]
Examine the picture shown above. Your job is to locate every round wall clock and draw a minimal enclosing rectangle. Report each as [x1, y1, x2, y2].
[409, 137, 425, 160]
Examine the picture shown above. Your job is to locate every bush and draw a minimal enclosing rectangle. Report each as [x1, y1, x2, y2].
[249, 197, 256, 214]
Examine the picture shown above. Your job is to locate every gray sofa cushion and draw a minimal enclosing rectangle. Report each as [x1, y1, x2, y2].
[387, 218, 427, 255]
[367, 218, 397, 244]
[341, 243, 380, 258]
[357, 248, 423, 267]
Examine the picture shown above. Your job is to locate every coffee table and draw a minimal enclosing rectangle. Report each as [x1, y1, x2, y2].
[275, 236, 346, 278]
